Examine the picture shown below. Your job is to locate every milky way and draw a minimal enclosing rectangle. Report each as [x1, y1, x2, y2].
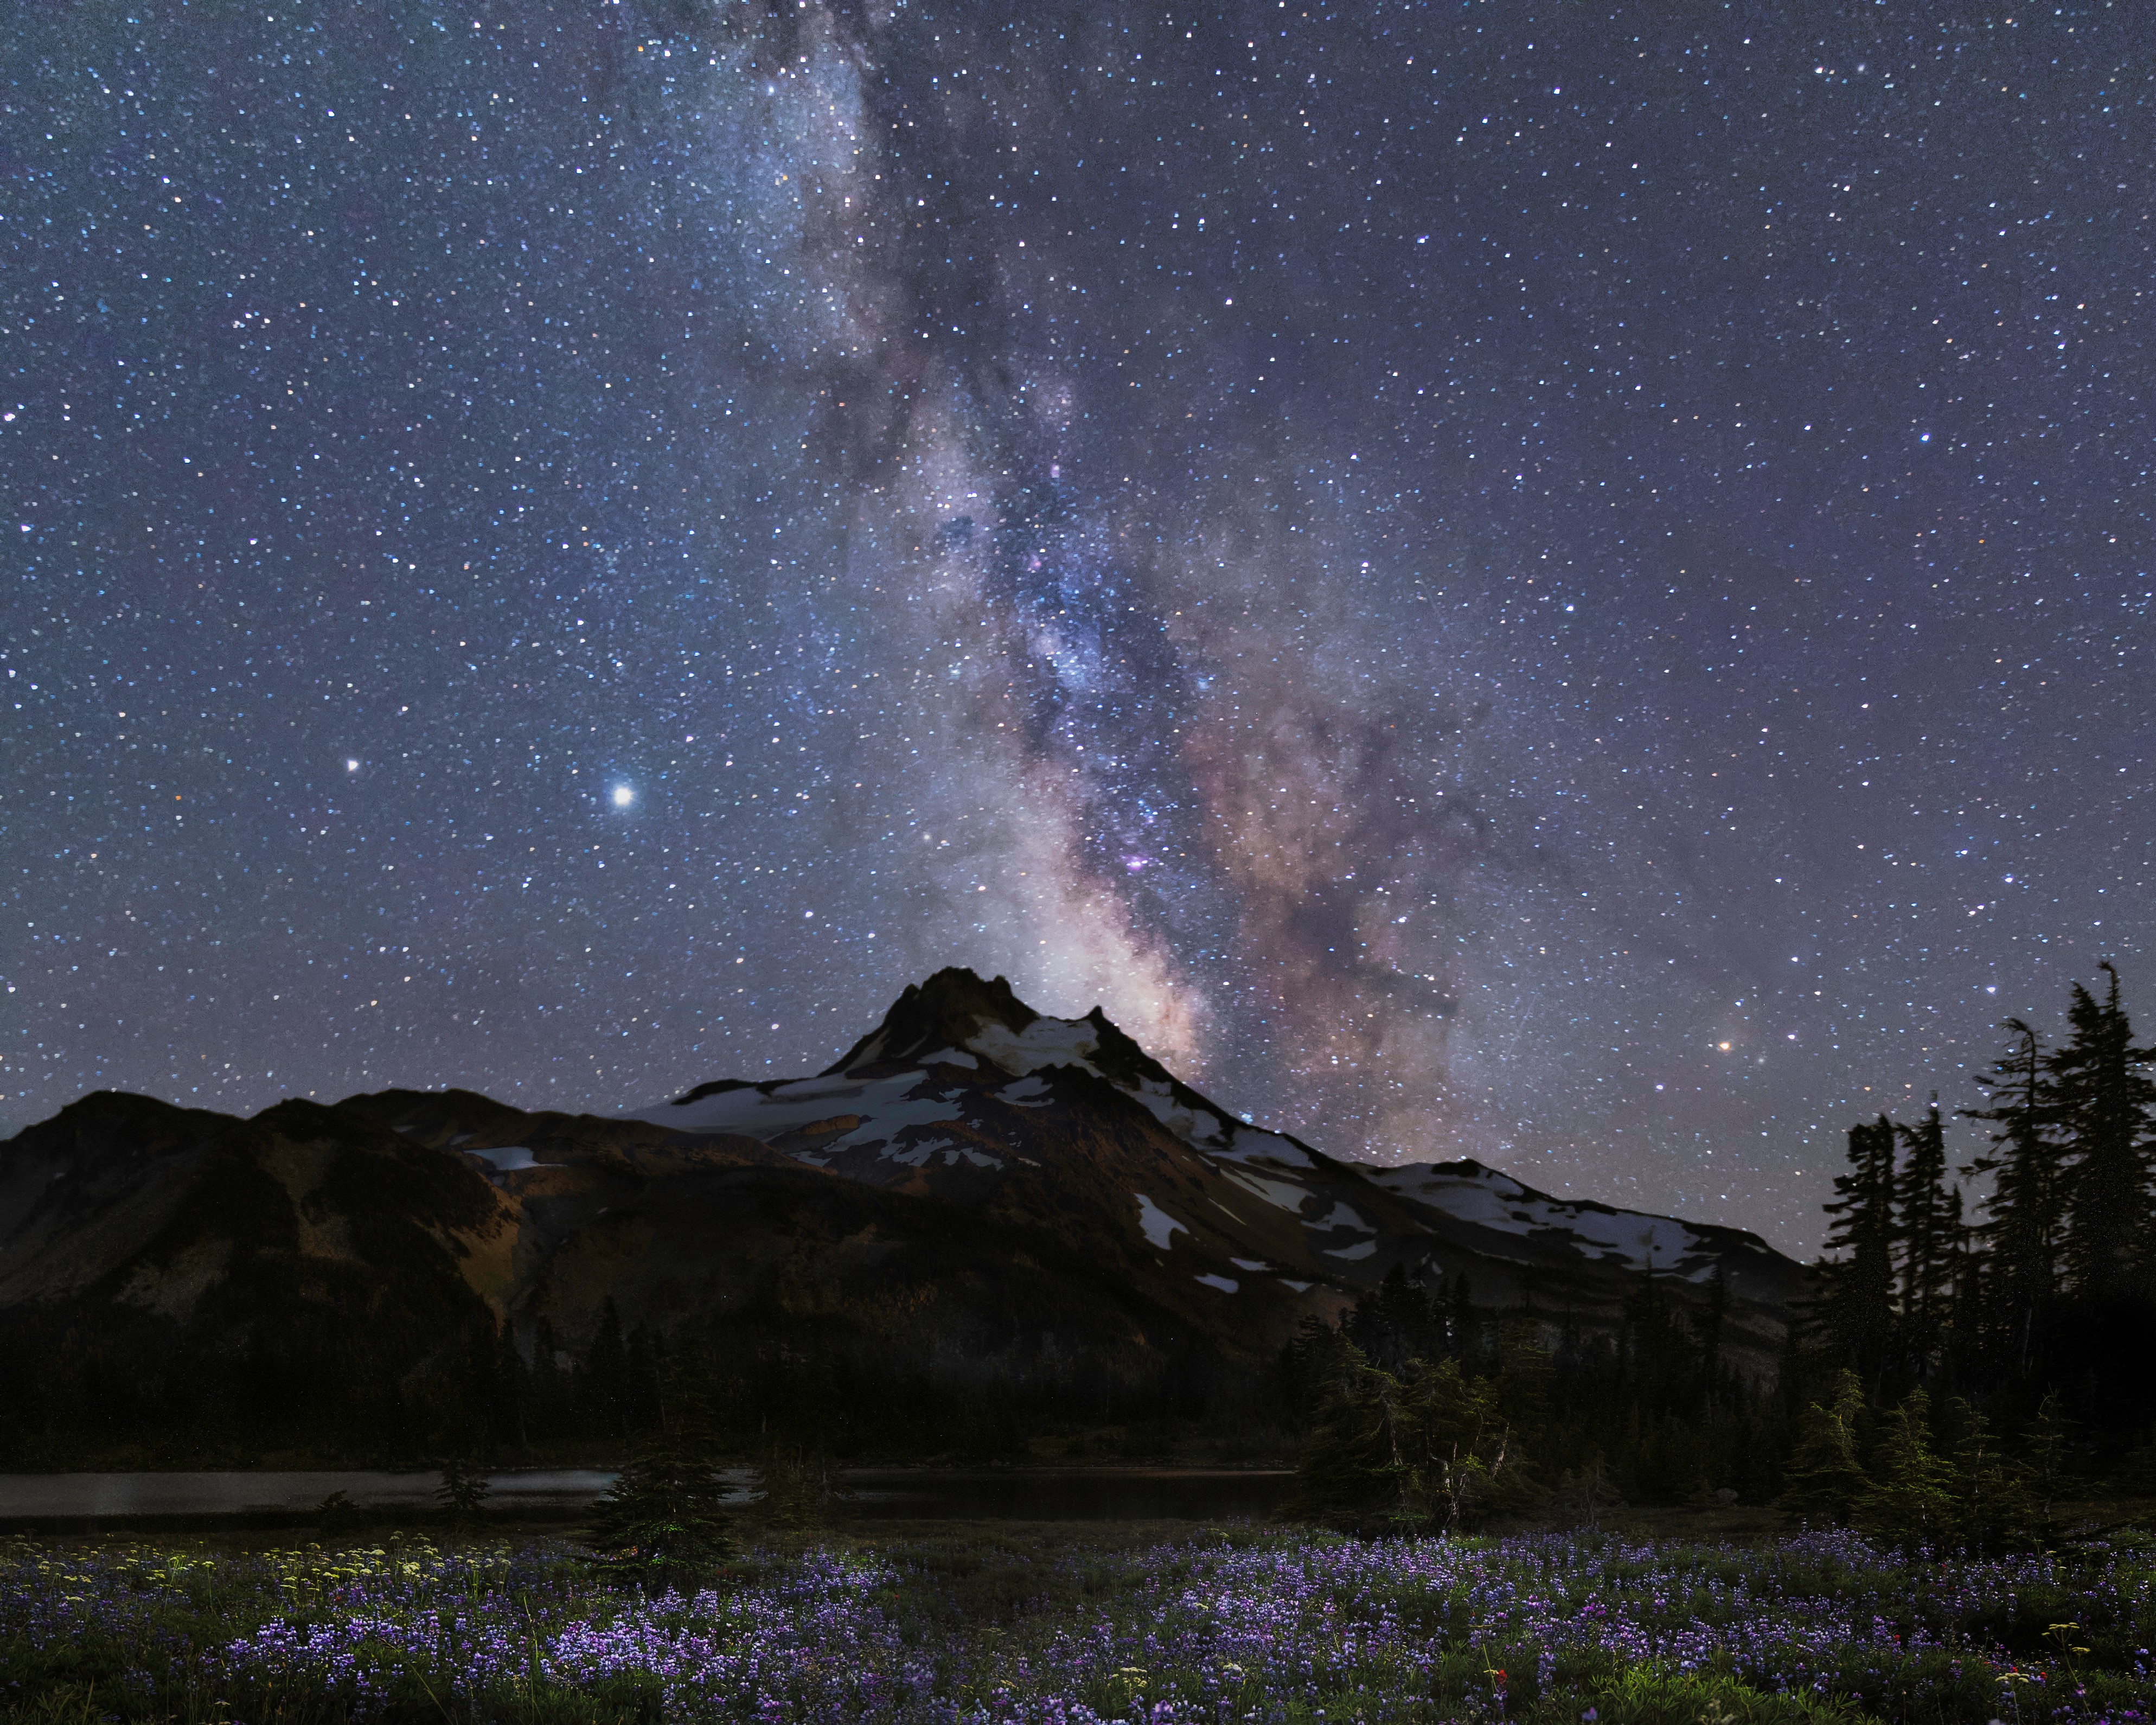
[6, 3, 2151, 1254]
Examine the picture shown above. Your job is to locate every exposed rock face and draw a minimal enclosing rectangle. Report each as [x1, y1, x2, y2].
[0, 968, 1809, 1460]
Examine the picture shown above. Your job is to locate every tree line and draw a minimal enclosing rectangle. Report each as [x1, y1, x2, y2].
[1811, 962, 2156, 1455]
[1283, 1256, 1782, 1533]
[1285, 966, 2156, 1538]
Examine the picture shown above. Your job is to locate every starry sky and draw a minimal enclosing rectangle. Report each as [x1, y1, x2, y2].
[5, 2, 2151, 1256]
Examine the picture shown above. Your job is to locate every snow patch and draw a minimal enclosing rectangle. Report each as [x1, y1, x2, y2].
[1229, 1257, 1270, 1272]
[997, 1074, 1054, 1107]
[879, 1138, 948, 1168]
[967, 1015, 1103, 1078]
[1133, 1192, 1187, 1250]
[1280, 1280, 1314, 1293]
[1307, 1200, 1374, 1235]
[464, 1146, 535, 1173]
[917, 1047, 978, 1069]
[1323, 1240, 1379, 1261]
[1372, 1163, 1718, 1278]
[1209, 1123, 1314, 1168]
[1551, 1206, 1703, 1267]
[1127, 1078, 1225, 1144]
[1218, 1166, 1311, 1215]
[629, 1070, 963, 1152]
[1194, 1273, 1239, 1293]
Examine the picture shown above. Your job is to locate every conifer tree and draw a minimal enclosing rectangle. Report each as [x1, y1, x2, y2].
[754, 1349, 852, 1527]
[1943, 1398, 2032, 1554]
[1778, 1368, 1869, 1525]
[1965, 1021, 2067, 1375]
[1286, 1313, 1361, 1424]
[1496, 1318, 1554, 1448]
[1623, 1262, 1700, 1408]
[1285, 1341, 1428, 1531]
[586, 1298, 631, 1438]
[1894, 1099, 1960, 1378]
[586, 1339, 737, 1590]
[434, 1455, 493, 1529]
[1447, 1273, 1481, 1365]
[585, 1442, 738, 1591]
[1696, 1264, 1730, 1405]
[2050, 966, 2156, 1299]
[2023, 1390, 2072, 1543]
[1816, 1117, 1899, 1388]
[1347, 1263, 1434, 1370]
[532, 1317, 564, 1430]
[1288, 1346, 1528, 1532]
[1853, 1388, 1955, 1547]
[492, 1322, 528, 1451]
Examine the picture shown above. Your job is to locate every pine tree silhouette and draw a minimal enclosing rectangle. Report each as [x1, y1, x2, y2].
[2051, 966, 2156, 1299]
[1894, 1098, 1961, 1382]
[586, 1298, 631, 1438]
[1816, 1116, 1899, 1390]
[492, 1322, 528, 1451]
[1965, 1021, 2068, 1378]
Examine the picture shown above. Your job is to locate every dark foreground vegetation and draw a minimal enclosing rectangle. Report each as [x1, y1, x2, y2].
[1282, 966, 2156, 1535]
[4, 1518, 2154, 1725]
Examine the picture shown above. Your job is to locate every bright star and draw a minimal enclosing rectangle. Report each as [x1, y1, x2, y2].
[345, 758, 360, 773]
[611, 784, 634, 808]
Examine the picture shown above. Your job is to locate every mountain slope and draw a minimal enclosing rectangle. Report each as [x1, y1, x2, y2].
[0, 968, 1809, 1463]
[630, 967, 1807, 1329]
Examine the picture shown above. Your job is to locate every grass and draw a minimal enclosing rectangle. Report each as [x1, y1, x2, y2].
[0, 1518, 2150, 1724]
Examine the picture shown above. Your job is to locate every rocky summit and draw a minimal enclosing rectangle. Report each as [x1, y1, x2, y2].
[0, 968, 1808, 1465]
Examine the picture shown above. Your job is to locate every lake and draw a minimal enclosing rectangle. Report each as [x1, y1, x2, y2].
[0, 1467, 1293, 1524]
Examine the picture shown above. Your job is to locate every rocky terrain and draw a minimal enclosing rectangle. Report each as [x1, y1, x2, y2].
[0, 968, 1808, 1461]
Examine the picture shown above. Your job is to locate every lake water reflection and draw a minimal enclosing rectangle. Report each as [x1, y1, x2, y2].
[0, 1467, 1291, 1524]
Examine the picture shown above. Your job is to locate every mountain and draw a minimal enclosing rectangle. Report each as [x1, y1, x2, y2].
[0, 968, 1808, 1465]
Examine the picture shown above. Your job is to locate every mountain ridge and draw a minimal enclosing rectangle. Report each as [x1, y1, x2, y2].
[0, 967, 1810, 1465]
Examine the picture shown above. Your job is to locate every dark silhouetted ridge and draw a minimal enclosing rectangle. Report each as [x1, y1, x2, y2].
[823, 966, 1038, 1075]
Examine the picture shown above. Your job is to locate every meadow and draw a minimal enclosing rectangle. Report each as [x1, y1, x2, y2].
[2, 1521, 2151, 1725]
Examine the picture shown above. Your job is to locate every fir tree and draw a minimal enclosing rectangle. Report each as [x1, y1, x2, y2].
[1965, 1020, 2068, 1376]
[753, 1350, 850, 1527]
[1895, 1099, 1960, 1379]
[1495, 1318, 1554, 1448]
[1285, 1313, 1361, 1426]
[1408, 1353, 1537, 1528]
[1695, 1263, 1730, 1405]
[585, 1441, 738, 1592]
[2050, 966, 2156, 1299]
[586, 1298, 631, 1438]
[2023, 1391, 2072, 1544]
[1779, 1368, 1869, 1526]
[1447, 1273, 1482, 1366]
[1815, 1117, 1899, 1389]
[1285, 1340, 1427, 1531]
[1853, 1388, 1955, 1548]
[532, 1317, 565, 1437]
[434, 1455, 492, 1529]
[1943, 1398, 2032, 1554]
[1346, 1263, 1433, 1371]
[1287, 1348, 1527, 1533]
[492, 1323, 528, 1451]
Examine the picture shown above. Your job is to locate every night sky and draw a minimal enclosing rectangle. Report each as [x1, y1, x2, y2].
[7, 2, 2151, 1256]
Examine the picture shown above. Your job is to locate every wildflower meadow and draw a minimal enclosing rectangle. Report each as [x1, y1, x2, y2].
[2, 1524, 2151, 1725]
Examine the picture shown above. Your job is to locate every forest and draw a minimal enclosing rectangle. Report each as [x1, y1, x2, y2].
[1284, 963, 2156, 1537]
[6, 969, 2152, 1534]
